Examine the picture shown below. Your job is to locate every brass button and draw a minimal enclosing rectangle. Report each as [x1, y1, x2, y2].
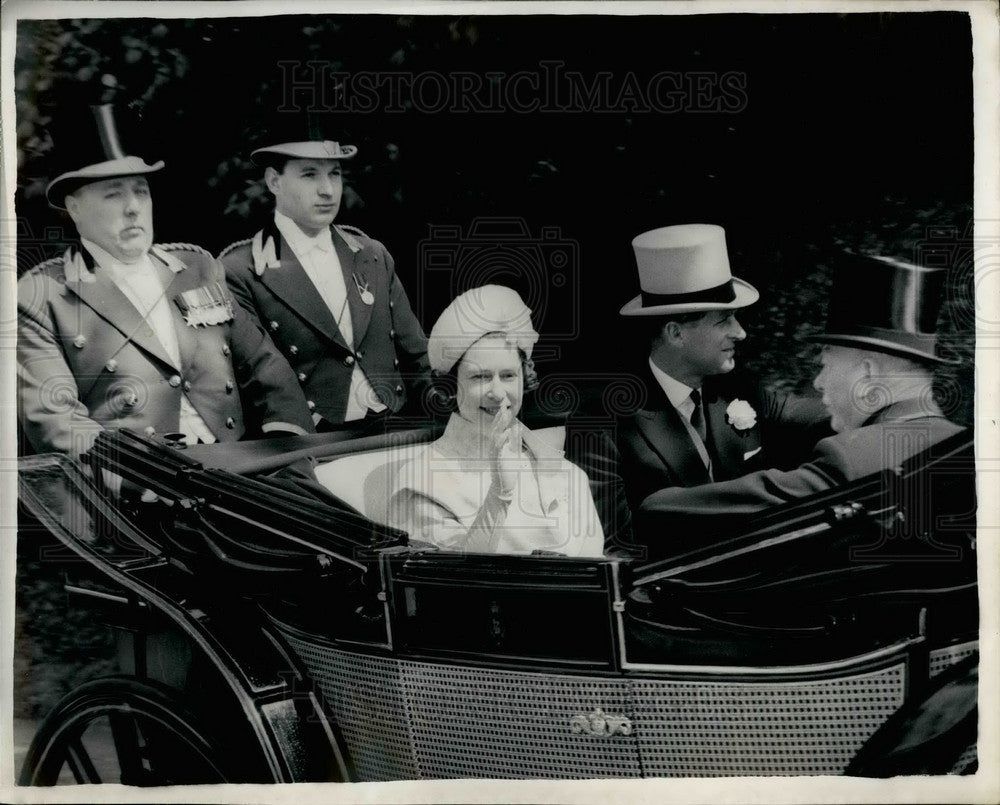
[297, 372, 307, 383]
[73, 335, 87, 349]
[105, 359, 118, 373]
[356, 351, 363, 360]
[226, 417, 235, 429]
[395, 384, 404, 394]
[269, 320, 280, 331]
[225, 380, 234, 393]
[307, 400, 316, 411]
[389, 328, 396, 339]
[343, 355, 355, 367]
[168, 375, 182, 388]
[143, 426, 156, 436]
[123, 391, 139, 407]
[393, 358, 400, 368]
[222, 344, 231, 356]
[289, 345, 298, 356]
[389, 300, 394, 309]
[183, 380, 192, 392]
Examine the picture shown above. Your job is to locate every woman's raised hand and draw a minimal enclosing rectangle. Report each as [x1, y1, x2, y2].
[489, 399, 520, 497]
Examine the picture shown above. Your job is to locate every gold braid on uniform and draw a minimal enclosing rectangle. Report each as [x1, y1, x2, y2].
[30, 256, 65, 274]
[217, 237, 252, 260]
[155, 242, 213, 256]
[336, 223, 370, 239]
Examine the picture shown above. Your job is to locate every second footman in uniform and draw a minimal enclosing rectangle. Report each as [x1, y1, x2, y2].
[219, 115, 430, 434]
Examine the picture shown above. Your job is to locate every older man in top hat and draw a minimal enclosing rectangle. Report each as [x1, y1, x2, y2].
[635, 251, 964, 551]
[219, 114, 430, 435]
[17, 104, 315, 458]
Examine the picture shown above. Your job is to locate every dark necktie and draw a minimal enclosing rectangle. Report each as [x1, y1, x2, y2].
[690, 389, 707, 443]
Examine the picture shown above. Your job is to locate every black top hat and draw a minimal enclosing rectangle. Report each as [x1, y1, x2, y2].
[250, 109, 357, 166]
[809, 251, 957, 365]
[45, 104, 164, 210]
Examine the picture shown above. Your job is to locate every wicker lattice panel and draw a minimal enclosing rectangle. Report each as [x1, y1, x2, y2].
[281, 632, 913, 780]
[949, 742, 978, 774]
[400, 662, 640, 779]
[281, 635, 418, 781]
[928, 641, 978, 678]
[631, 664, 907, 776]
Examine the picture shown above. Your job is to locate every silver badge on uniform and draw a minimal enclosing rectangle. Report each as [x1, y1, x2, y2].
[175, 282, 235, 327]
[352, 272, 374, 305]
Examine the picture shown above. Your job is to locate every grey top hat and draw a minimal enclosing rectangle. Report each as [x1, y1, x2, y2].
[45, 104, 164, 210]
[620, 224, 759, 316]
[809, 251, 958, 365]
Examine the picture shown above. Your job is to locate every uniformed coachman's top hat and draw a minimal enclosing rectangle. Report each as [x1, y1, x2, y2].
[45, 104, 165, 210]
[810, 252, 957, 365]
[620, 224, 759, 316]
[250, 109, 358, 166]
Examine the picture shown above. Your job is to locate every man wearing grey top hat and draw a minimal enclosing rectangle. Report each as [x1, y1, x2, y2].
[635, 250, 964, 549]
[219, 114, 430, 434]
[569, 224, 829, 532]
[17, 104, 315, 458]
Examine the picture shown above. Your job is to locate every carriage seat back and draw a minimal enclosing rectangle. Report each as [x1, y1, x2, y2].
[313, 425, 567, 525]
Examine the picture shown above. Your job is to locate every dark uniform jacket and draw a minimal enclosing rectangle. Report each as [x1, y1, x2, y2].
[219, 223, 430, 426]
[637, 398, 964, 546]
[17, 242, 315, 457]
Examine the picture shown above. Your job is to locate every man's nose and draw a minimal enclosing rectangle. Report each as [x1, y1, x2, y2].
[123, 193, 140, 214]
[731, 318, 747, 341]
[317, 176, 334, 196]
[813, 368, 825, 391]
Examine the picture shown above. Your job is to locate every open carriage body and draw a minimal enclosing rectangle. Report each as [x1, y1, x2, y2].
[16, 422, 979, 784]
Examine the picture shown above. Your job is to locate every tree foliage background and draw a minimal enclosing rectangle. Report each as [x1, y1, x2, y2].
[13, 11, 976, 719]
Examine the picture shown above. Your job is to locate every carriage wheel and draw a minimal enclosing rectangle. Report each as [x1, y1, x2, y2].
[19, 676, 229, 786]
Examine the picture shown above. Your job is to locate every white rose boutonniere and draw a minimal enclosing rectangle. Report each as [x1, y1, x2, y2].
[726, 399, 758, 433]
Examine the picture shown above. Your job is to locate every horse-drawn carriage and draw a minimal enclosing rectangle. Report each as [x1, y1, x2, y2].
[16, 420, 978, 784]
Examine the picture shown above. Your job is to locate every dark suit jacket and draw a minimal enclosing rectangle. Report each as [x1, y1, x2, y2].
[637, 399, 964, 549]
[18, 243, 315, 457]
[565, 371, 829, 554]
[589, 372, 829, 507]
[220, 223, 430, 426]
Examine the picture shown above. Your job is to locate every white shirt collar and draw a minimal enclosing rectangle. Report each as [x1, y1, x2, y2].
[274, 210, 334, 256]
[648, 358, 698, 410]
[80, 238, 154, 276]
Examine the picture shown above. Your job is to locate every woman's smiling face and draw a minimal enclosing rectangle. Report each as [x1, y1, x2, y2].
[454, 334, 524, 426]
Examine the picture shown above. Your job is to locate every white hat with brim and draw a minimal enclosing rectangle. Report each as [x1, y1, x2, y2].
[620, 223, 759, 316]
[251, 141, 358, 166]
[46, 156, 165, 210]
[428, 285, 539, 374]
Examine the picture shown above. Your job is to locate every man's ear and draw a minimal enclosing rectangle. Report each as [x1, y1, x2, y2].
[263, 166, 281, 195]
[662, 320, 684, 345]
[64, 192, 80, 222]
[859, 356, 877, 379]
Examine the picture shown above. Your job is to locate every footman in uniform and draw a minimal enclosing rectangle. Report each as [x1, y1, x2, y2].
[219, 113, 430, 435]
[17, 104, 315, 458]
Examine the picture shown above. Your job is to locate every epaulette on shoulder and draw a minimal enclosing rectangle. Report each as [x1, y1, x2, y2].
[26, 255, 65, 276]
[155, 242, 213, 257]
[218, 237, 252, 260]
[336, 224, 370, 239]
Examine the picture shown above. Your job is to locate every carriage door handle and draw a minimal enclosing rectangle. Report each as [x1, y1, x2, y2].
[569, 708, 633, 737]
